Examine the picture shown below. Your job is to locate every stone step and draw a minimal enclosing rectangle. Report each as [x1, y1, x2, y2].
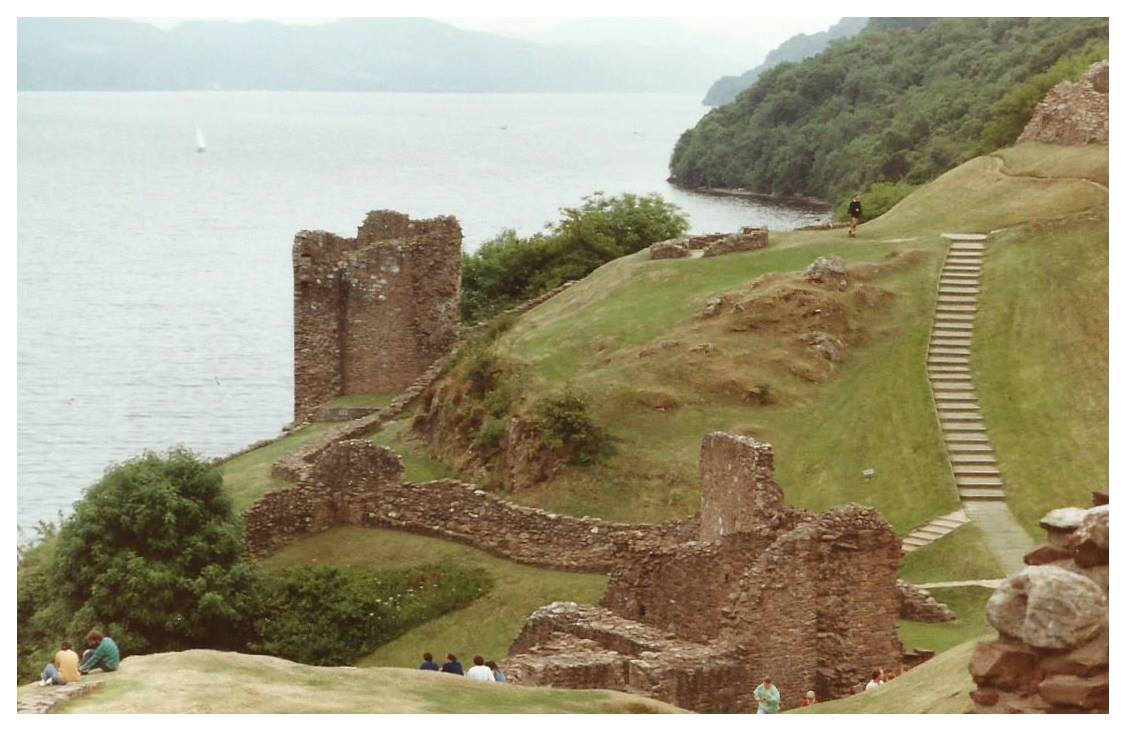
[934, 383, 975, 393]
[938, 288, 981, 297]
[960, 488, 1007, 501]
[941, 270, 980, 278]
[941, 233, 989, 241]
[935, 391, 977, 401]
[947, 251, 984, 258]
[947, 443, 994, 452]
[943, 422, 987, 432]
[936, 407, 981, 419]
[927, 371, 972, 382]
[937, 399, 979, 409]
[957, 474, 1003, 485]
[933, 330, 972, 339]
[945, 432, 991, 443]
[931, 338, 972, 348]
[929, 359, 971, 368]
[945, 264, 982, 271]
[930, 518, 969, 530]
[934, 311, 976, 321]
[949, 241, 986, 249]
[937, 295, 979, 304]
[930, 345, 971, 355]
[954, 465, 1001, 476]
[935, 304, 977, 313]
[901, 536, 930, 548]
[951, 453, 996, 464]
[927, 363, 971, 371]
[910, 528, 952, 541]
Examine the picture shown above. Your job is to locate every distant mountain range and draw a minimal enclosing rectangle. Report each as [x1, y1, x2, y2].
[702, 17, 868, 106]
[17, 17, 769, 93]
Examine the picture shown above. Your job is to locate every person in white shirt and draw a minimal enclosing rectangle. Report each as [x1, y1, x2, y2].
[466, 655, 496, 682]
[864, 669, 884, 691]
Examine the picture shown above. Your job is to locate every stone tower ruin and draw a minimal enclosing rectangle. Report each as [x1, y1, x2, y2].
[292, 210, 462, 422]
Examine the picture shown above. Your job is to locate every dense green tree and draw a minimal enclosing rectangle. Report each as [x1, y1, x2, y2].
[51, 448, 259, 654]
[461, 192, 688, 323]
[670, 18, 1108, 203]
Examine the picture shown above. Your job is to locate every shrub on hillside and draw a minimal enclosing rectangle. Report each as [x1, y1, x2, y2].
[461, 193, 688, 324]
[535, 391, 614, 466]
[253, 564, 492, 666]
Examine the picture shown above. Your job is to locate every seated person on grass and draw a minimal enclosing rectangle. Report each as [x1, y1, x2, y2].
[40, 641, 82, 686]
[79, 629, 119, 674]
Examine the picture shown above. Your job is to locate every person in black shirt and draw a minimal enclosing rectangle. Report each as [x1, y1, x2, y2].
[441, 653, 465, 675]
[848, 194, 862, 238]
[419, 652, 440, 671]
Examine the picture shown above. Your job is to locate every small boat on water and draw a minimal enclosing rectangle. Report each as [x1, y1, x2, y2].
[195, 127, 207, 153]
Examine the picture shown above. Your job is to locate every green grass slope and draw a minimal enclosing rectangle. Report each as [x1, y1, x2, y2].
[20, 650, 678, 714]
[259, 527, 608, 669]
[797, 637, 980, 714]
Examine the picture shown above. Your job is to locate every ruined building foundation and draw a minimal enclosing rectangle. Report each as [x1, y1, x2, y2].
[292, 210, 462, 422]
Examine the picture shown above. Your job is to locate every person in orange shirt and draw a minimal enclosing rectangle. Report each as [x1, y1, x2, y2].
[40, 641, 81, 686]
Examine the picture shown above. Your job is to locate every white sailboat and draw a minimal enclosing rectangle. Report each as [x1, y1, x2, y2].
[195, 127, 207, 153]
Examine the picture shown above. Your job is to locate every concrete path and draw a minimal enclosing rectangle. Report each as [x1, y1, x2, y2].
[909, 233, 1034, 575]
[916, 579, 1004, 590]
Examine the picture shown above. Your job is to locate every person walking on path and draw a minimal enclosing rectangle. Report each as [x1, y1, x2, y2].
[419, 652, 440, 671]
[848, 194, 862, 238]
[486, 660, 507, 683]
[40, 641, 81, 686]
[754, 676, 781, 714]
[466, 656, 496, 682]
[79, 630, 119, 674]
[440, 653, 464, 676]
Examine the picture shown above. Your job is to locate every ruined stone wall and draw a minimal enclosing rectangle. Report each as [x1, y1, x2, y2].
[1018, 60, 1109, 146]
[513, 432, 903, 712]
[293, 210, 462, 421]
[970, 501, 1109, 714]
[244, 439, 697, 569]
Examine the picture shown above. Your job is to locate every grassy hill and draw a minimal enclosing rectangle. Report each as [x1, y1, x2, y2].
[796, 637, 981, 713]
[19, 650, 679, 713]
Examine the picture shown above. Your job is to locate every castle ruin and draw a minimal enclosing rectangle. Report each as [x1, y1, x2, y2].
[292, 210, 462, 422]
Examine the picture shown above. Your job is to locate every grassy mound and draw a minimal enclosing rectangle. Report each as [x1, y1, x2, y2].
[20, 650, 679, 714]
[797, 636, 981, 714]
[258, 527, 608, 669]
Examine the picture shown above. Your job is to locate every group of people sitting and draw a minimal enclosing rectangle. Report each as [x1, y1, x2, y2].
[419, 652, 507, 683]
[39, 630, 119, 686]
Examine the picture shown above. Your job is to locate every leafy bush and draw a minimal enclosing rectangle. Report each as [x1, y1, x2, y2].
[834, 181, 917, 223]
[253, 564, 491, 666]
[461, 193, 688, 323]
[535, 391, 614, 465]
[670, 18, 1108, 201]
[472, 418, 508, 457]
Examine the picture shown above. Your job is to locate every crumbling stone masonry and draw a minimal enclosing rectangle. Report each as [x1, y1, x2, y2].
[1018, 60, 1108, 146]
[969, 499, 1109, 714]
[505, 433, 903, 712]
[293, 210, 462, 422]
[647, 227, 769, 261]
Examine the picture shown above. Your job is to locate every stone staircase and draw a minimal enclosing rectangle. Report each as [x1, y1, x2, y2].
[906, 233, 1033, 573]
[928, 234, 1007, 501]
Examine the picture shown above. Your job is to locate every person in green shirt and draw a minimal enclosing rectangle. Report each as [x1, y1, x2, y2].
[754, 675, 781, 714]
[79, 629, 120, 673]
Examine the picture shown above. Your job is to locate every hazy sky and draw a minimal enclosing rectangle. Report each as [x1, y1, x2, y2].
[134, 17, 840, 51]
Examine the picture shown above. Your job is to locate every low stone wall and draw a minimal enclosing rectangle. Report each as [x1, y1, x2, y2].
[969, 501, 1109, 713]
[17, 680, 103, 714]
[897, 580, 956, 623]
[1018, 60, 1108, 146]
[246, 440, 697, 570]
[701, 226, 768, 257]
[505, 603, 749, 714]
[648, 239, 691, 259]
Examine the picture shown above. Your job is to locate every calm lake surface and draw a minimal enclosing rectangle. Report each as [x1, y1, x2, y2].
[17, 92, 827, 535]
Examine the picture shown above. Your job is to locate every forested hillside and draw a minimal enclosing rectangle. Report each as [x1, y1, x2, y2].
[670, 17, 1108, 202]
[702, 17, 867, 107]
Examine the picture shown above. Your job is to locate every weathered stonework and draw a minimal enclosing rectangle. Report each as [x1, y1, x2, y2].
[648, 238, 691, 259]
[1018, 60, 1109, 146]
[969, 500, 1109, 714]
[700, 226, 768, 257]
[293, 210, 462, 422]
[507, 432, 904, 712]
[244, 439, 697, 569]
[897, 580, 957, 623]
